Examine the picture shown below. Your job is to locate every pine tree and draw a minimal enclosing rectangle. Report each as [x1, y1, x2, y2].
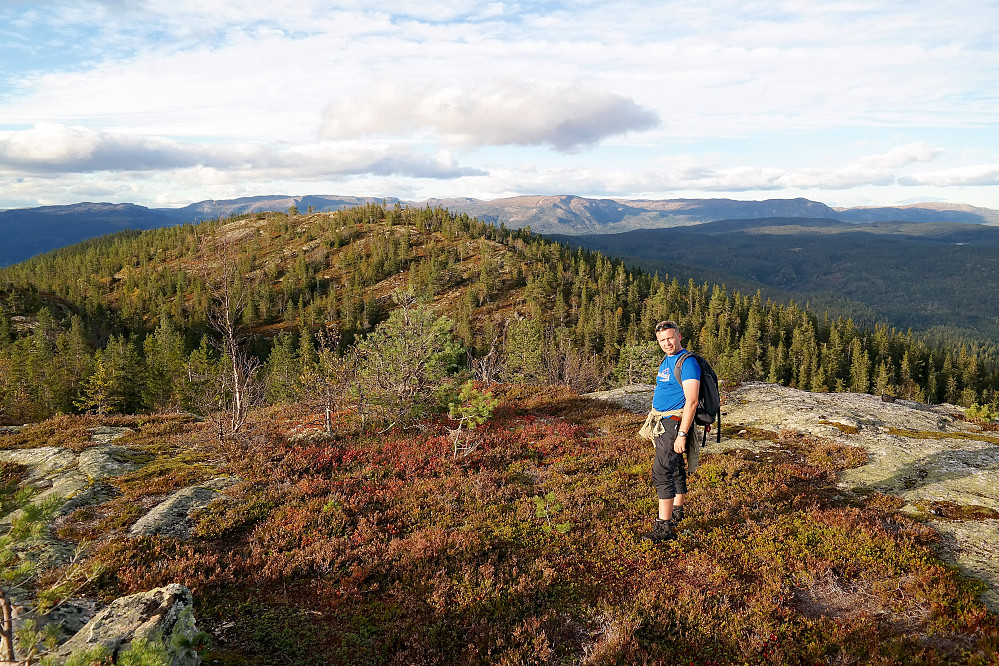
[75, 357, 118, 415]
[849, 339, 871, 394]
[502, 318, 546, 384]
[143, 318, 188, 412]
[613, 342, 661, 387]
[263, 332, 302, 404]
[873, 360, 895, 396]
[354, 289, 463, 426]
[0, 306, 11, 345]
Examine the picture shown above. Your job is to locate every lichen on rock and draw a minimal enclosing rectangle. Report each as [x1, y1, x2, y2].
[53, 583, 203, 666]
[128, 476, 240, 540]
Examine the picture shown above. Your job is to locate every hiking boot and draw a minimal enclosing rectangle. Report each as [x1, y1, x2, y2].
[670, 506, 685, 526]
[640, 518, 675, 543]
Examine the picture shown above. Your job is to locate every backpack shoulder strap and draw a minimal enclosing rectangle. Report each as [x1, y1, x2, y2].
[674, 351, 694, 384]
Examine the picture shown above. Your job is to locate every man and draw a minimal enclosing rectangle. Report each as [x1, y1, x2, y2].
[639, 320, 701, 543]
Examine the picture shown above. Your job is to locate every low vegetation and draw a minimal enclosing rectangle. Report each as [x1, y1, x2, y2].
[0, 386, 990, 664]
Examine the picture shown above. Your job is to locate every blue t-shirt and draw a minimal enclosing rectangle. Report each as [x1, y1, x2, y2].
[652, 351, 701, 412]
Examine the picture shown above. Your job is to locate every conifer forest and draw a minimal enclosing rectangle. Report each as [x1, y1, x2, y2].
[0, 204, 996, 425]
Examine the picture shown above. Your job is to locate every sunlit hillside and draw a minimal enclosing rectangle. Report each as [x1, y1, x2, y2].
[0, 203, 998, 428]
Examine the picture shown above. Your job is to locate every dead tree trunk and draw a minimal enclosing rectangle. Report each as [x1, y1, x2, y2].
[202, 234, 261, 440]
[0, 588, 16, 666]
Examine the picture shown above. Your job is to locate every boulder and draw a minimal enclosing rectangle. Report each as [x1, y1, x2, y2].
[53, 583, 202, 665]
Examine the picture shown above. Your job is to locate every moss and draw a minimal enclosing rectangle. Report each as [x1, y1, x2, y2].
[819, 419, 861, 435]
[886, 427, 999, 445]
[113, 453, 217, 497]
[721, 424, 781, 441]
[914, 500, 999, 521]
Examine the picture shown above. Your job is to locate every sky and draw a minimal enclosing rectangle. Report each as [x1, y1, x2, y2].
[1, 0, 998, 211]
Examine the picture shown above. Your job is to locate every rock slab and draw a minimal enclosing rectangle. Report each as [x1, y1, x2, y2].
[54, 583, 202, 665]
[129, 476, 239, 540]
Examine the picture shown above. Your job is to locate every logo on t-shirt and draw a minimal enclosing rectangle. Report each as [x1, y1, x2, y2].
[657, 365, 672, 383]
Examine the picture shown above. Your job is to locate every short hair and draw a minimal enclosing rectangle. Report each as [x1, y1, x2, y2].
[655, 320, 679, 333]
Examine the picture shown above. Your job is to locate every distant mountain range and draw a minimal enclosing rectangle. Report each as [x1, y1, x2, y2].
[2, 194, 998, 266]
[430, 196, 999, 233]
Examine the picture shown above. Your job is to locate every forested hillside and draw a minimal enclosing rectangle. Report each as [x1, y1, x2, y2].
[1, 204, 998, 426]
[552, 218, 999, 345]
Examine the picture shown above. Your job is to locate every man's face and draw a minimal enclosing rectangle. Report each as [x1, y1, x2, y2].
[656, 327, 681, 355]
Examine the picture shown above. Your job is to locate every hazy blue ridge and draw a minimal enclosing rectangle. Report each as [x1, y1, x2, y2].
[2, 194, 997, 268]
[547, 217, 999, 341]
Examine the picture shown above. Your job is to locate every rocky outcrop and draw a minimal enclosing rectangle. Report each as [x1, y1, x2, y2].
[586, 384, 655, 415]
[129, 476, 239, 539]
[53, 584, 202, 665]
[588, 381, 999, 611]
[0, 429, 145, 522]
[0, 425, 225, 662]
[0, 446, 86, 511]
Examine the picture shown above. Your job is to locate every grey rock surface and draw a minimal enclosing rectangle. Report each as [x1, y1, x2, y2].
[54, 583, 202, 665]
[1, 425, 217, 662]
[586, 384, 656, 415]
[0, 441, 147, 521]
[77, 444, 147, 481]
[0, 447, 89, 519]
[128, 476, 239, 539]
[87, 425, 134, 445]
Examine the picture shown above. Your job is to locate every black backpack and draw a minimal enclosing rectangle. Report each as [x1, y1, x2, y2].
[673, 351, 721, 444]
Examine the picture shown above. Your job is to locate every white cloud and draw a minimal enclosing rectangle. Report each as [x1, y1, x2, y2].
[857, 142, 940, 169]
[468, 143, 954, 196]
[0, 124, 483, 180]
[0, 124, 218, 172]
[777, 144, 943, 190]
[899, 165, 999, 187]
[0, 1, 997, 209]
[321, 81, 659, 151]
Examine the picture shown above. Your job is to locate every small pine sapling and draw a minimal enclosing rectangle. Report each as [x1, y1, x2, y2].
[447, 381, 499, 458]
[1, 492, 104, 665]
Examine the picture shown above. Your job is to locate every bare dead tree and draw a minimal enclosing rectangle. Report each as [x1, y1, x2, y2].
[299, 324, 356, 435]
[469, 331, 504, 386]
[543, 328, 613, 394]
[201, 235, 262, 440]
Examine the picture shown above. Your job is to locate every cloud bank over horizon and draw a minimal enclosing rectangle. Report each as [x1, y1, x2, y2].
[0, 0, 997, 210]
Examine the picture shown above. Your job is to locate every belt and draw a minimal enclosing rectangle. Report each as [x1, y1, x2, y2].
[669, 415, 681, 422]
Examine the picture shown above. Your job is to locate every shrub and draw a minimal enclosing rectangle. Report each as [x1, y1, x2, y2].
[354, 289, 464, 427]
